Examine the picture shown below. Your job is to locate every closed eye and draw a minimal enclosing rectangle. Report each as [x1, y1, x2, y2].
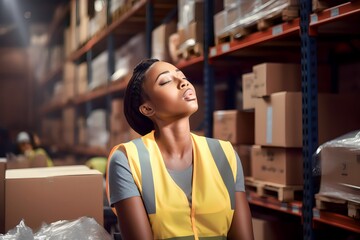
[159, 80, 171, 86]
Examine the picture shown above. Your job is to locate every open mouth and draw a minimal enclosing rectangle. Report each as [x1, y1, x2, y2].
[183, 88, 196, 101]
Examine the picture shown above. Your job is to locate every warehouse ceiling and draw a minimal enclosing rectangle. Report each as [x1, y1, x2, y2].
[0, 0, 68, 47]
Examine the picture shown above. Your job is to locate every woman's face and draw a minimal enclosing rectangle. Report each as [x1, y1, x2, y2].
[19, 142, 32, 153]
[141, 61, 198, 121]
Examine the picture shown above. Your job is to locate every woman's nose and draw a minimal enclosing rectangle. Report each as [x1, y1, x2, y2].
[179, 79, 189, 89]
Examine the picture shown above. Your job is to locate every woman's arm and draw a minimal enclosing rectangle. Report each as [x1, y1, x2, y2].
[108, 147, 153, 239]
[114, 196, 153, 240]
[227, 191, 254, 240]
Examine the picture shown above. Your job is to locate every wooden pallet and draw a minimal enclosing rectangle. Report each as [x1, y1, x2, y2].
[245, 177, 303, 202]
[257, 6, 299, 31]
[215, 4, 299, 44]
[216, 24, 257, 45]
[312, 0, 350, 13]
[177, 40, 203, 60]
[112, 0, 139, 21]
[315, 194, 360, 219]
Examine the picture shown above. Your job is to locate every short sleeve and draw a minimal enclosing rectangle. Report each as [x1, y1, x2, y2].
[235, 151, 245, 192]
[108, 150, 140, 206]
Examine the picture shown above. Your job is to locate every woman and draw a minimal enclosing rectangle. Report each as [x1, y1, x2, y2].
[107, 59, 254, 239]
[16, 131, 54, 167]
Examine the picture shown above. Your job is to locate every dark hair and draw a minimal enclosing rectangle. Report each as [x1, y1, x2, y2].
[124, 59, 159, 136]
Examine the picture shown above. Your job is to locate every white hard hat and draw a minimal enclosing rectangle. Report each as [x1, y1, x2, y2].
[17, 131, 30, 143]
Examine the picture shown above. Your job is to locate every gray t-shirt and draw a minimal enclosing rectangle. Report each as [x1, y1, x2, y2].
[108, 149, 245, 207]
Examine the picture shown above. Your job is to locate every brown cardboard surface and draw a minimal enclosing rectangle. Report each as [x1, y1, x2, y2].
[255, 92, 302, 147]
[242, 72, 256, 110]
[188, 21, 203, 43]
[252, 217, 302, 240]
[213, 110, 255, 144]
[252, 63, 301, 97]
[152, 21, 177, 62]
[6, 155, 30, 169]
[251, 145, 303, 185]
[111, 98, 124, 115]
[0, 159, 6, 234]
[233, 145, 252, 177]
[255, 92, 360, 147]
[5, 166, 103, 232]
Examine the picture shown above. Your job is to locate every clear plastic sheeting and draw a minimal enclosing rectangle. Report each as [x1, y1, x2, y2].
[314, 130, 360, 203]
[221, 0, 298, 36]
[0, 217, 112, 240]
[0, 220, 34, 240]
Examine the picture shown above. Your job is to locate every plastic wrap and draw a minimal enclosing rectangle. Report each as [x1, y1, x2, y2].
[222, 0, 298, 35]
[0, 220, 34, 240]
[0, 217, 112, 240]
[314, 130, 360, 203]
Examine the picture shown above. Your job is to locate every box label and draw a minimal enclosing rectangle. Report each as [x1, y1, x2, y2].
[266, 106, 273, 144]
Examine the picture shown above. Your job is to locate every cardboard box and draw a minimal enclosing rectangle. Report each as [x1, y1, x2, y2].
[5, 166, 103, 232]
[213, 110, 254, 144]
[252, 63, 301, 97]
[152, 21, 177, 62]
[252, 217, 302, 240]
[0, 159, 5, 234]
[255, 92, 302, 147]
[188, 21, 203, 43]
[178, 21, 204, 47]
[242, 72, 256, 110]
[111, 98, 124, 115]
[79, 0, 88, 17]
[178, 0, 203, 30]
[233, 145, 252, 177]
[214, 7, 238, 39]
[251, 145, 303, 185]
[255, 92, 360, 147]
[79, 16, 89, 45]
[5, 155, 30, 169]
[168, 32, 180, 63]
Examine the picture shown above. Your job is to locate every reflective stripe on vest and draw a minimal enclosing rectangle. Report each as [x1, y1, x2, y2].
[206, 138, 235, 209]
[132, 138, 156, 214]
[132, 136, 235, 216]
[124, 131, 236, 239]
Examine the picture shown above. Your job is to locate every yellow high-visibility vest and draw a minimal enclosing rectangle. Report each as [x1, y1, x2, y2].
[109, 131, 237, 240]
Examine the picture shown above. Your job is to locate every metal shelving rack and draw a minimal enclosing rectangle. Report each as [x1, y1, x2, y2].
[203, 0, 215, 137]
[300, 0, 318, 239]
[203, 1, 360, 239]
[38, 1, 360, 236]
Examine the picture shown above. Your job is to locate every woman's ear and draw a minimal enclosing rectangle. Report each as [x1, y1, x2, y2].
[139, 103, 155, 117]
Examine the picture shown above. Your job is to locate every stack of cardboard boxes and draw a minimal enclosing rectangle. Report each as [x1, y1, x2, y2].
[212, 62, 360, 238]
[0, 161, 103, 234]
[213, 61, 360, 188]
[213, 110, 254, 177]
[243, 62, 360, 187]
[176, 0, 204, 60]
[152, 21, 177, 62]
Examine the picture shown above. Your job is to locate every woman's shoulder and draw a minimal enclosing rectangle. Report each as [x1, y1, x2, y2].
[191, 132, 232, 145]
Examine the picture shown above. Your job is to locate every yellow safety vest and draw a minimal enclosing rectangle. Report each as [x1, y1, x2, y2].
[114, 131, 237, 240]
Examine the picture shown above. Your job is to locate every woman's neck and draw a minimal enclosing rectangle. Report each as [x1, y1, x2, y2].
[154, 118, 193, 170]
